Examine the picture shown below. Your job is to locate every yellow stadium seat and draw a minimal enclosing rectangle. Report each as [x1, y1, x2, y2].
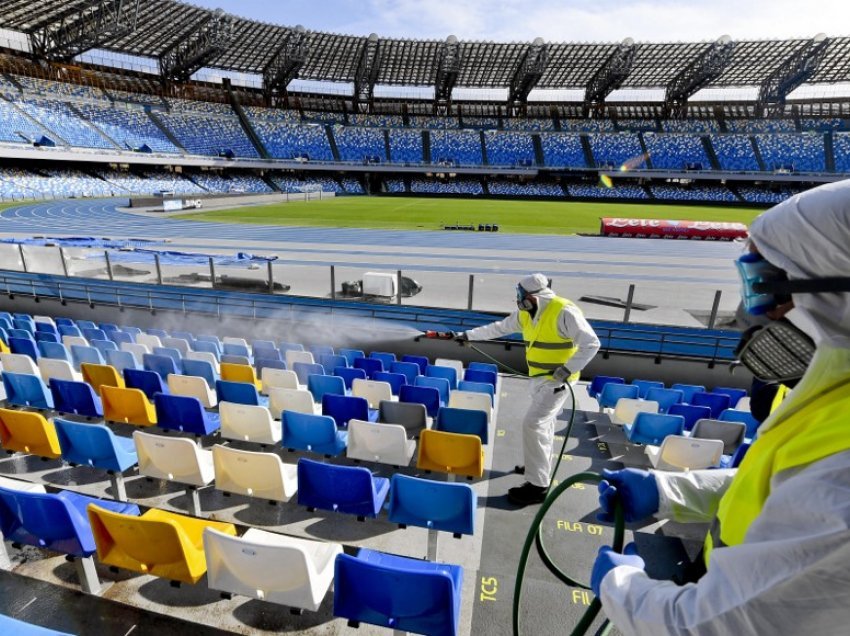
[220, 363, 262, 390]
[81, 363, 125, 396]
[0, 408, 62, 459]
[0, 338, 9, 354]
[87, 504, 237, 584]
[416, 429, 484, 478]
[101, 385, 157, 427]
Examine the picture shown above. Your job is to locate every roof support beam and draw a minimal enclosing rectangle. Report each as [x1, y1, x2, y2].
[584, 38, 636, 116]
[434, 35, 461, 114]
[263, 25, 308, 102]
[27, 0, 140, 62]
[665, 35, 735, 117]
[507, 37, 548, 113]
[159, 9, 234, 84]
[353, 33, 381, 112]
[758, 34, 830, 116]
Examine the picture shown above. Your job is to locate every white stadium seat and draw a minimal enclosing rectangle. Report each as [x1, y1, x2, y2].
[646, 435, 724, 471]
[219, 401, 281, 445]
[212, 445, 297, 503]
[346, 418, 416, 466]
[133, 430, 214, 488]
[168, 374, 217, 409]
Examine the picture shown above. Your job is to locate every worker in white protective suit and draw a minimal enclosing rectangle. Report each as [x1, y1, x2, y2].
[455, 273, 600, 506]
[590, 179, 850, 635]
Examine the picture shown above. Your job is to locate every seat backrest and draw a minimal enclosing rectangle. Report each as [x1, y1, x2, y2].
[644, 388, 684, 413]
[0, 407, 61, 457]
[90, 339, 118, 357]
[334, 366, 367, 390]
[180, 358, 218, 390]
[101, 385, 157, 427]
[143, 353, 179, 379]
[353, 356, 383, 378]
[154, 393, 219, 435]
[58, 325, 83, 339]
[656, 435, 724, 471]
[373, 371, 406, 395]
[390, 361, 420, 385]
[153, 346, 183, 367]
[50, 378, 103, 418]
[322, 393, 369, 427]
[10, 337, 39, 361]
[457, 380, 495, 403]
[463, 368, 497, 388]
[399, 384, 440, 418]
[285, 349, 314, 368]
[347, 419, 412, 465]
[691, 418, 747, 454]
[38, 357, 78, 383]
[185, 350, 219, 373]
[71, 345, 105, 369]
[120, 342, 149, 361]
[712, 387, 748, 407]
[308, 345, 334, 358]
[219, 401, 280, 444]
[690, 392, 732, 418]
[261, 367, 298, 394]
[54, 418, 137, 472]
[296, 458, 386, 517]
[293, 361, 325, 386]
[369, 351, 396, 368]
[414, 376, 450, 405]
[62, 335, 89, 349]
[611, 398, 659, 426]
[168, 374, 215, 408]
[631, 379, 664, 399]
[339, 348, 365, 366]
[212, 445, 296, 501]
[670, 383, 706, 404]
[378, 400, 428, 436]
[81, 363, 124, 395]
[352, 378, 392, 408]
[105, 349, 140, 374]
[426, 364, 458, 390]
[417, 429, 483, 478]
[434, 357, 464, 378]
[162, 337, 190, 357]
[0, 487, 91, 557]
[1, 352, 40, 375]
[387, 473, 476, 535]
[318, 354, 347, 371]
[254, 357, 286, 375]
[401, 354, 429, 375]
[598, 382, 639, 409]
[668, 403, 713, 432]
[468, 361, 498, 375]
[269, 387, 315, 419]
[215, 379, 260, 406]
[38, 341, 71, 362]
[134, 333, 162, 349]
[435, 406, 489, 444]
[307, 374, 346, 404]
[718, 409, 761, 438]
[123, 368, 167, 400]
[628, 412, 685, 446]
[251, 340, 278, 355]
[223, 342, 250, 358]
[107, 331, 134, 346]
[82, 328, 107, 342]
[2, 371, 54, 409]
[220, 362, 259, 386]
[192, 340, 221, 360]
[447, 390, 492, 421]
[589, 375, 625, 399]
[133, 430, 213, 486]
[34, 331, 59, 344]
[221, 354, 250, 366]
[282, 411, 340, 450]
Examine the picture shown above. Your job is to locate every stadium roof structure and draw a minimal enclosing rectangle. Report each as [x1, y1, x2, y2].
[2, 0, 850, 108]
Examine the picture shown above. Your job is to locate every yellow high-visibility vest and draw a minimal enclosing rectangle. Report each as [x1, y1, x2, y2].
[518, 296, 580, 381]
[704, 377, 850, 565]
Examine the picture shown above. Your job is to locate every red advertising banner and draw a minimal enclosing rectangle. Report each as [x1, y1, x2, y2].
[600, 218, 749, 241]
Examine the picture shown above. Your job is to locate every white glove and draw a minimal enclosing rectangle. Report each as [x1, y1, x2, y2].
[552, 365, 572, 384]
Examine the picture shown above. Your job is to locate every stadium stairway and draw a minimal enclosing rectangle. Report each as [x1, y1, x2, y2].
[325, 125, 341, 162]
[701, 136, 722, 170]
[580, 135, 595, 167]
[749, 135, 766, 171]
[66, 103, 120, 150]
[224, 79, 270, 160]
[146, 110, 187, 155]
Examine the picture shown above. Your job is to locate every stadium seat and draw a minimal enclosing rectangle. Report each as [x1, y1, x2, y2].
[261, 367, 298, 394]
[373, 370, 407, 395]
[10, 337, 39, 361]
[181, 358, 218, 389]
[38, 358, 82, 384]
[402, 354, 429, 375]
[224, 341, 251, 358]
[269, 387, 317, 419]
[435, 406, 489, 444]
[691, 419, 747, 454]
[282, 411, 347, 456]
[120, 342, 150, 363]
[105, 349, 140, 374]
[712, 387, 748, 407]
[426, 364, 458, 390]
[644, 387, 684, 414]
[53, 418, 138, 473]
[71, 345, 105, 369]
[82, 328, 107, 342]
[378, 400, 429, 437]
[369, 351, 396, 368]
[1, 352, 40, 375]
[391, 361, 421, 385]
[107, 331, 134, 346]
[133, 430, 215, 488]
[718, 409, 761, 438]
[37, 341, 71, 363]
[318, 354, 347, 370]
[220, 362, 262, 390]
[123, 368, 168, 400]
[81, 362, 125, 395]
[143, 353, 179, 380]
[50, 378, 103, 419]
[346, 418, 416, 466]
[212, 445, 297, 502]
[468, 362, 498, 375]
[457, 380, 495, 404]
[285, 349, 314, 369]
[90, 339, 118, 359]
[219, 401, 281, 445]
[447, 390, 492, 423]
[101, 385, 157, 427]
[2, 372, 55, 409]
[610, 398, 659, 426]
[154, 393, 221, 435]
[162, 337, 191, 357]
[631, 379, 664, 399]
[254, 357, 286, 375]
[215, 379, 266, 407]
[671, 383, 706, 404]
[463, 368, 497, 388]
[588, 375, 625, 399]
[353, 357, 383, 378]
[322, 393, 373, 427]
[191, 341, 221, 362]
[293, 362, 325, 387]
[624, 412, 686, 446]
[251, 339, 278, 356]
[297, 458, 389, 519]
[597, 382, 639, 410]
[690, 392, 732, 419]
[400, 384, 441, 419]
[414, 376, 451, 407]
[0, 408, 61, 458]
[387, 473, 476, 536]
[435, 358, 464, 379]
[168, 374, 217, 409]
[417, 429, 484, 479]
[134, 333, 162, 349]
[34, 332, 59, 344]
[87, 504, 237, 584]
[351, 378, 393, 409]
[334, 366, 367, 391]
[307, 374, 347, 404]
[153, 346, 183, 371]
[333, 547, 463, 636]
[204, 526, 342, 612]
[645, 435, 724, 471]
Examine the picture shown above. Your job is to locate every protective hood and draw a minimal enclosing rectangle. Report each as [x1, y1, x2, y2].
[519, 273, 556, 300]
[749, 180, 850, 342]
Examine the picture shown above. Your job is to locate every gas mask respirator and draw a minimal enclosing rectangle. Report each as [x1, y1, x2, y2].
[735, 252, 850, 383]
[516, 278, 552, 312]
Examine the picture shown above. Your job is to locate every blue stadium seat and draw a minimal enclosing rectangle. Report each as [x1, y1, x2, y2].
[34, 332, 59, 344]
[8, 329, 34, 341]
[369, 351, 396, 368]
[58, 325, 83, 338]
[122, 326, 142, 337]
[354, 357, 383, 378]
[308, 374, 347, 403]
[297, 458, 389, 518]
[400, 384, 441, 419]
[589, 375, 625, 399]
[2, 372, 55, 409]
[282, 411, 348, 456]
[223, 342, 251, 358]
[107, 331, 134, 346]
[193, 340, 221, 360]
[402, 355, 429, 375]
[319, 354, 348, 370]
[146, 328, 168, 338]
[333, 547, 463, 636]
[142, 353, 179, 380]
[334, 366, 367, 390]
[105, 349, 140, 374]
[251, 339, 277, 354]
[644, 387, 684, 414]
[414, 376, 450, 407]
[293, 361, 326, 386]
[153, 347, 183, 372]
[435, 407, 489, 444]
[123, 368, 168, 400]
[468, 362, 498, 375]
[457, 380, 495, 404]
[339, 348, 365, 365]
[38, 341, 71, 362]
[668, 403, 712, 432]
[308, 345, 335, 358]
[54, 318, 75, 327]
[719, 409, 761, 438]
[373, 371, 406, 396]
[391, 361, 420, 385]
[388, 473, 476, 536]
[254, 358, 287, 375]
[13, 320, 34, 335]
[625, 412, 685, 446]
[154, 393, 220, 435]
[670, 383, 706, 404]
[98, 323, 119, 333]
[91, 339, 118, 358]
[215, 379, 267, 407]
[71, 345, 105, 369]
[253, 348, 282, 364]
[82, 328, 107, 342]
[598, 383, 640, 409]
[463, 368, 496, 388]
[53, 418, 138, 473]
[35, 322, 59, 337]
[631, 379, 664, 399]
[0, 613, 75, 635]
[722, 441, 751, 469]
[691, 392, 731, 419]
[182, 358, 218, 388]
[712, 387, 747, 408]
[10, 337, 39, 361]
[50, 378, 103, 418]
[323, 393, 373, 427]
[426, 365, 458, 390]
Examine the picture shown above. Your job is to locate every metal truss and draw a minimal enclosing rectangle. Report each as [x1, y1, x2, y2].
[758, 34, 831, 115]
[507, 37, 548, 111]
[584, 38, 636, 113]
[434, 35, 461, 112]
[263, 25, 308, 100]
[159, 9, 233, 83]
[665, 36, 735, 117]
[353, 33, 381, 112]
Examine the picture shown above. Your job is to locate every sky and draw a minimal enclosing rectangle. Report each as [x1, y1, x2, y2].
[191, 0, 845, 42]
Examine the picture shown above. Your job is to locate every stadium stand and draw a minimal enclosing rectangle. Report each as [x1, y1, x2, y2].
[643, 133, 710, 170]
[430, 129, 484, 165]
[754, 133, 825, 172]
[709, 134, 761, 171]
[333, 125, 386, 162]
[388, 128, 424, 163]
[588, 132, 647, 169]
[567, 182, 649, 199]
[540, 133, 587, 168]
[411, 177, 484, 195]
[484, 131, 535, 166]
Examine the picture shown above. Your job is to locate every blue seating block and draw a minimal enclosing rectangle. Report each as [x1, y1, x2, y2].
[70, 345, 104, 369]
[293, 361, 325, 386]
[414, 376, 450, 407]
[644, 387, 684, 414]
[426, 365, 458, 390]
[154, 393, 220, 435]
[670, 383, 706, 404]
[105, 349, 140, 374]
[297, 458, 389, 518]
[457, 380, 495, 404]
[182, 358, 217, 388]
[34, 332, 59, 344]
[10, 337, 39, 361]
[282, 411, 347, 456]
[691, 392, 732, 419]
[215, 379, 266, 407]
[143, 353, 179, 379]
[391, 361, 420, 385]
[712, 387, 747, 408]
[0, 613, 74, 635]
[388, 474, 476, 536]
[463, 368, 496, 388]
[401, 355, 429, 375]
[53, 419, 137, 473]
[339, 348, 365, 365]
[38, 341, 71, 362]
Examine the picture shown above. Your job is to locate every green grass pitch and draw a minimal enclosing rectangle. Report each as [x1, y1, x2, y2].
[174, 196, 766, 235]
